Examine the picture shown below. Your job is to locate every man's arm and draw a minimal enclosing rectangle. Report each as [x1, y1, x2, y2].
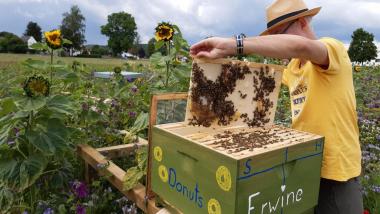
[245, 35, 329, 66]
[190, 34, 329, 66]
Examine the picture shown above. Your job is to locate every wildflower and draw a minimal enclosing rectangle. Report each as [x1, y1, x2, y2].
[23, 75, 50, 97]
[91, 193, 99, 201]
[155, 22, 175, 42]
[127, 77, 134, 83]
[96, 161, 109, 169]
[371, 185, 380, 193]
[76, 204, 86, 214]
[106, 187, 112, 193]
[14, 128, 20, 137]
[71, 180, 89, 198]
[44, 29, 62, 49]
[376, 134, 380, 142]
[81, 103, 89, 111]
[368, 144, 380, 151]
[129, 111, 137, 118]
[127, 101, 134, 108]
[130, 85, 138, 93]
[43, 208, 54, 214]
[7, 141, 15, 146]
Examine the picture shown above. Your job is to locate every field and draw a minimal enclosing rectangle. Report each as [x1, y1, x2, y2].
[0, 53, 149, 71]
[0, 52, 379, 213]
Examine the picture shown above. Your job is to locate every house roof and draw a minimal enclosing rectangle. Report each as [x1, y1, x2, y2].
[21, 36, 31, 42]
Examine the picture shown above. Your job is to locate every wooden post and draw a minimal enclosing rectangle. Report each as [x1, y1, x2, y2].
[77, 144, 162, 214]
[146, 93, 188, 199]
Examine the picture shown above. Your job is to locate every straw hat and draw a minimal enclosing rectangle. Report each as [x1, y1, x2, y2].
[260, 0, 321, 35]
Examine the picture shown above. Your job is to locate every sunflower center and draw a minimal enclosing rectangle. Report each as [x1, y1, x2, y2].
[49, 34, 58, 41]
[159, 27, 171, 36]
[29, 80, 48, 95]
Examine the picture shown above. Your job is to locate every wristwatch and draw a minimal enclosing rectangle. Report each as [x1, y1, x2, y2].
[235, 33, 246, 59]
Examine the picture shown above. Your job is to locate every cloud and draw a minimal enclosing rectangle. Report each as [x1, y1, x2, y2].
[0, 0, 379, 45]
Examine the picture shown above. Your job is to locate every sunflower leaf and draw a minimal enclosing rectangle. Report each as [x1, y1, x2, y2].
[46, 95, 76, 116]
[130, 112, 148, 133]
[30, 42, 49, 51]
[62, 38, 72, 45]
[123, 166, 144, 190]
[172, 25, 182, 35]
[0, 98, 17, 116]
[0, 122, 14, 145]
[155, 40, 165, 51]
[0, 186, 15, 212]
[22, 58, 49, 70]
[17, 97, 47, 112]
[0, 154, 47, 192]
[26, 118, 70, 154]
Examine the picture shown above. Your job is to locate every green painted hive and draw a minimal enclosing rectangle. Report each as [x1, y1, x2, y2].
[151, 124, 324, 214]
[151, 59, 324, 214]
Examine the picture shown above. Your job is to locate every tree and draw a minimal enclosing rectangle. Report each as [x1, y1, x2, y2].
[348, 28, 377, 65]
[138, 47, 146, 58]
[90, 45, 110, 56]
[24, 21, 42, 42]
[0, 32, 27, 53]
[147, 38, 156, 57]
[129, 33, 141, 56]
[60, 5, 86, 54]
[101, 12, 137, 56]
[147, 37, 166, 57]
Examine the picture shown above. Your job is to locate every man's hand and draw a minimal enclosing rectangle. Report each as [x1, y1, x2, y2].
[190, 37, 235, 59]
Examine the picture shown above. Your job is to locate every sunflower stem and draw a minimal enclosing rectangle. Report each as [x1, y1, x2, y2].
[165, 41, 171, 87]
[50, 50, 53, 86]
[28, 110, 34, 131]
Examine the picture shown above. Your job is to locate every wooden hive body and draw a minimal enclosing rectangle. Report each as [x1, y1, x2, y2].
[151, 59, 324, 214]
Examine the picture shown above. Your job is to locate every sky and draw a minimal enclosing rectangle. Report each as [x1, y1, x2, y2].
[0, 0, 379, 46]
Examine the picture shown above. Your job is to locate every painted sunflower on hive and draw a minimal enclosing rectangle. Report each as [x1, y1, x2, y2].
[44, 29, 62, 49]
[155, 22, 175, 42]
[23, 75, 51, 97]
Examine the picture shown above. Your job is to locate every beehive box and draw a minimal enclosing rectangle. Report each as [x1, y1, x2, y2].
[151, 59, 324, 214]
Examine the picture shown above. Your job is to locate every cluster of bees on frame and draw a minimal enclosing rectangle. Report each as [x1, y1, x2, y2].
[188, 62, 276, 128]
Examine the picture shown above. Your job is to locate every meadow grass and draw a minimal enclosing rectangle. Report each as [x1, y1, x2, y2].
[0, 53, 149, 71]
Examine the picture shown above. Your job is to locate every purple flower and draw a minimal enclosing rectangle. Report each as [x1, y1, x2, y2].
[22, 211, 28, 214]
[127, 77, 134, 83]
[111, 100, 119, 108]
[127, 101, 134, 108]
[14, 128, 20, 137]
[7, 141, 15, 146]
[71, 181, 88, 198]
[376, 135, 380, 142]
[76, 204, 86, 214]
[81, 103, 89, 111]
[130, 85, 138, 93]
[371, 185, 380, 193]
[129, 111, 137, 118]
[43, 208, 54, 214]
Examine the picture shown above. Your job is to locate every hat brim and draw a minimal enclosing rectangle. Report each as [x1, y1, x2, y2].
[260, 7, 321, 36]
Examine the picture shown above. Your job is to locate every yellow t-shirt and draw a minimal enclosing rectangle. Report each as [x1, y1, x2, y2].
[282, 37, 361, 181]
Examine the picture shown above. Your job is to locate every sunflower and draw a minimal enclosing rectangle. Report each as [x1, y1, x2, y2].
[113, 66, 122, 74]
[44, 29, 62, 49]
[155, 22, 175, 42]
[23, 75, 50, 97]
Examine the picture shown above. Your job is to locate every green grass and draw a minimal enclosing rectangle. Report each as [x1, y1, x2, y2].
[0, 53, 149, 71]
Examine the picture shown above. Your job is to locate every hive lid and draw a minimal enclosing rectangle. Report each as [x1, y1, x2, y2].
[185, 58, 284, 128]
